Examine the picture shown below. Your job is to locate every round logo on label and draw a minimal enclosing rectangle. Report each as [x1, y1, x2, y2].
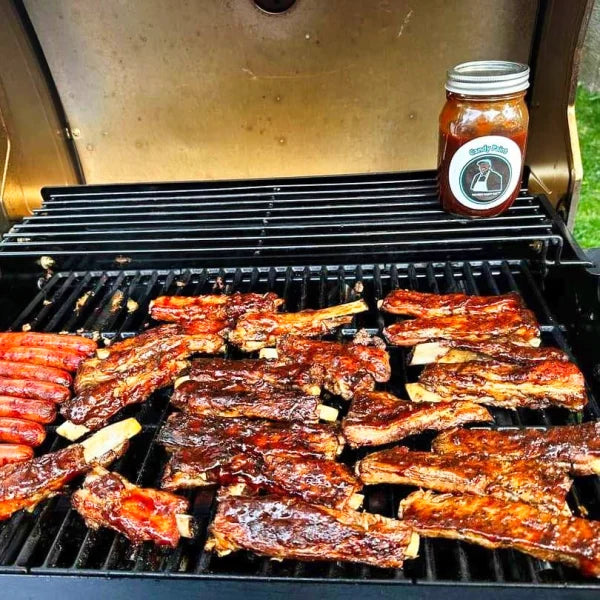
[449, 136, 522, 211]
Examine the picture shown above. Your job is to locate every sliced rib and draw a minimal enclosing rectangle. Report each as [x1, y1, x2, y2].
[342, 391, 492, 448]
[400, 490, 600, 578]
[384, 310, 540, 347]
[206, 494, 419, 568]
[72, 466, 193, 547]
[432, 422, 600, 476]
[407, 359, 587, 411]
[379, 289, 523, 317]
[357, 446, 571, 514]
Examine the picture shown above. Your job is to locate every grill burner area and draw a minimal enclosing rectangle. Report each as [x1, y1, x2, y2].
[0, 260, 597, 594]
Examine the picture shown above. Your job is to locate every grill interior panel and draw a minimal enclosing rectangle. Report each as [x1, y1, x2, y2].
[0, 260, 596, 590]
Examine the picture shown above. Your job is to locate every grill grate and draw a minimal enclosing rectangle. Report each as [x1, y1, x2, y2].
[0, 171, 590, 269]
[0, 260, 597, 593]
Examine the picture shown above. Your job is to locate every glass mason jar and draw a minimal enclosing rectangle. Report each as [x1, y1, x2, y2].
[438, 61, 530, 218]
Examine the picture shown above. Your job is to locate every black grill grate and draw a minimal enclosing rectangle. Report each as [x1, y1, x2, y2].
[0, 171, 590, 269]
[0, 260, 597, 592]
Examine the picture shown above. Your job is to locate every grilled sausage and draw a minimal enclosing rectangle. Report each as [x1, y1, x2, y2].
[0, 418, 46, 446]
[0, 361, 72, 388]
[0, 396, 57, 424]
[0, 347, 85, 372]
[0, 378, 70, 404]
[0, 333, 96, 355]
[0, 444, 34, 466]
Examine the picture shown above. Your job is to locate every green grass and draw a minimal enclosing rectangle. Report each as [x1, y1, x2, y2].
[574, 85, 600, 248]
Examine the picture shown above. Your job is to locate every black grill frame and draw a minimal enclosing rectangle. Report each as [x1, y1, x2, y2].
[0, 171, 598, 598]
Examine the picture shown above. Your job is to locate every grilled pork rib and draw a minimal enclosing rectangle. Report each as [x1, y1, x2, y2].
[72, 467, 193, 547]
[432, 422, 600, 476]
[76, 324, 222, 392]
[409, 339, 569, 366]
[149, 292, 283, 327]
[380, 289, 523, 317]
[206, 494, 419, 568]
[400, 490, 600, 578]
[357, 446, 571, 514]
[62, 351, 188, 432]
[171, 379, 321, 423]
[229, 299, 368, 351]
[272, 334, 391, 400]
[407, 359, 587, 411]
[189, 358, 320, 396]
[0, 419, 140, 520]
[162, 448, 361, 509]
[157, 412, 344, 458]
[342, 391, 492, 448]
[383, 310, 540, 347]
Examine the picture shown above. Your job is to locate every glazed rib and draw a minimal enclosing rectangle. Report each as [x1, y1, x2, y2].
[171, 379, 322, 423]
[206, 494, 419, 568]
[189, 357, 320, 396]
[162, 447, 361, 509]
[383, 310, 540, 347]
[72, 467, 193, 547]
[399, 490, 600, 578]
[62, 353, 187, 433]
[432, 422, 600, 476]
[229, 300, 368, 351]
[409, 339, 569, 366]
[157, 412, 343, 459]
[0, 418, 140, 520]
[342, 391, 492, 448]
[357, 446, 571, 514]
[76, 324, 221, 392]
[407, 359, 587, 411]
[270, 333, 391, 400]
[379, 289, 523, 317]
[150, 292, 283, 326]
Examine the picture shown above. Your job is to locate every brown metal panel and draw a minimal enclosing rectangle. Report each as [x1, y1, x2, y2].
[23, 0, 538, 185]
[526, 0, 593, 225]
[0, 1, 78, 221]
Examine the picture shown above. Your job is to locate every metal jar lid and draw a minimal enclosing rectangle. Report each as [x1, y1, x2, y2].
[445, 61, 530, 96]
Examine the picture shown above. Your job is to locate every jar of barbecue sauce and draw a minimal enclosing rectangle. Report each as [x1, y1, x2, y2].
[438, 61, 530, 217]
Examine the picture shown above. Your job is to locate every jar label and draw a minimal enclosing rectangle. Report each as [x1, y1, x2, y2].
[448, 135, 522, 211]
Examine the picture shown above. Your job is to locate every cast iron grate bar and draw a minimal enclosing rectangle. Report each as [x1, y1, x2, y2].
[0, 171, 589, 268]
[0, 261, 595, 587]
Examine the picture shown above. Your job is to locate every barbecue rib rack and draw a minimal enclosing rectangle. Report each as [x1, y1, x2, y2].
[0, 170, 598, 598]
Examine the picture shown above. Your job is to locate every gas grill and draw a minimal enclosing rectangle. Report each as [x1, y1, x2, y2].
[0, 0, 598, 597]
[0, 170, 597, 598]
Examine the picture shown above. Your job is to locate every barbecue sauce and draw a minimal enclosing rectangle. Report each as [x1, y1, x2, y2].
[438, 62, 530, 218]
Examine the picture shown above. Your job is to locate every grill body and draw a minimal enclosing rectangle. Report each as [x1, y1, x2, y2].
[0, 172, 598, 597]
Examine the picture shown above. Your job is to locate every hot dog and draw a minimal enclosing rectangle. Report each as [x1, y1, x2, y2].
[0, 361, 72, 387]
[0, 333, 96, 355]
[0, 347, 85, 372]
[0, 396, 57, 424]
[0, 444, 34, 466]
[0, 378, 70, 404]
[0, 418, 46, 446]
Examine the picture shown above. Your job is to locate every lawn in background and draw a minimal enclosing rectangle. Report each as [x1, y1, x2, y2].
[575, 85, 600, 248]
